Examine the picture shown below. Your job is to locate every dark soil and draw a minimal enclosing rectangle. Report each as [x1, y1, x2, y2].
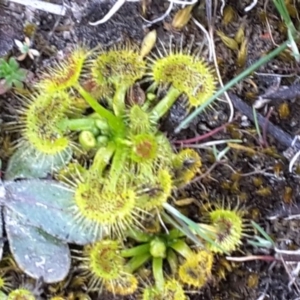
[1, 0, 300, 299]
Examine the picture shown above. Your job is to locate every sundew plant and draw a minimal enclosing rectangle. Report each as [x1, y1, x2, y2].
[0, 39, 246, 297]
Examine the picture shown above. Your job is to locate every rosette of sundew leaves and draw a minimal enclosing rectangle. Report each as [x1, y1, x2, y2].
[119, 228, 213, 292]
[6, 39, 216, 182]
[4, 43, 209, 237]
[73, 227, 214, 297]
[66, 142, 206, 239]
[66, 143, 173, 239]
[0, 178, 107, 283]
[2, 40, 222, 285]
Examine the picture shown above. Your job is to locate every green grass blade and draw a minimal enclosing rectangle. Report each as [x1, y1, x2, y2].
[175, 41, 289, 133]
[163, 203, 227, 253]
[161, 211, 203, 247]
[251, 221, 275, 246]
[252, 106, 262, 141]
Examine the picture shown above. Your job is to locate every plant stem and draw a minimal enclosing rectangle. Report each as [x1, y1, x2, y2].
[125, 252, 151, 273]
[125, 228, 152, 242]
[90, 142, 115, 174]
[150, 86, 181, 122]
[252, 106, 262, 142]
[57, 118, 96, 132]
[108, 146, 129, 189]
[166, 228, 185, 240]
[175, 40, 289, 133]
[166, 248, 178, 275]
[75, 83, 124, 134]
[170, 239, 193, 258]
[152, 257, 164, 292]
[113, 85, 128, 116]
[121, 243, 150, 258]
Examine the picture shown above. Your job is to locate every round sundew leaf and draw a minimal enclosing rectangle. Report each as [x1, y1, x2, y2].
[5, 145, 72, 180]
[3, 180, 104, 244]
[4, 207, 70, 283]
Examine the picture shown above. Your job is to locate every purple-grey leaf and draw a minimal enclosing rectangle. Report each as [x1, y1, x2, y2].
[3, 180, 104, 245]
[5, 207, 70, 283]
[5, 146, 72, 180]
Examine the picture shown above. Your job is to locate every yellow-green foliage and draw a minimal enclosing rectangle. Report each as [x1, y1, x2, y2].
[14, 42, 214, 240]
[172, 148, 202, 184]
[149, 52, 216, 107]
[91, 47, 146, 88]
[142, 279, 186, 300]
[207, 208, 244, 253]
[104, 273, 138, 296]
[76, 239, 139, 296]
[38, 46, 88, 93]
[178, 250, 213, 288]
[17, 42, 216, 161]
[6, 40, 244, 299]
[7, 288, 35, 300]
[20, 91, 73, 155]
[80, 240, 126, 289]
[135, 168, 172, 211]
[0, 271, 12, 293]
[73, 172, 137, 236]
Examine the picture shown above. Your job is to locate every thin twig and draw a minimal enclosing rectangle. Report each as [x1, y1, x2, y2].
[89, 0, 139, 26]
[141, 0, 173, 25]
[193, 11, 234, 123]
[244, 0, 258, 12]
[278, 252, 300, 294]
[8, 0, 66, 15]
[208, 3, 235, 123]
[192, 18, 213, 61]
[180, 139, 241, 148]
[167, 0, 198, 4]
[173, 122, 229, 144]
[263, 0, 277, 46]
[187, 160, 225, 185]
[226, 255, 277, 262]
[289, 141, 300, 172]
